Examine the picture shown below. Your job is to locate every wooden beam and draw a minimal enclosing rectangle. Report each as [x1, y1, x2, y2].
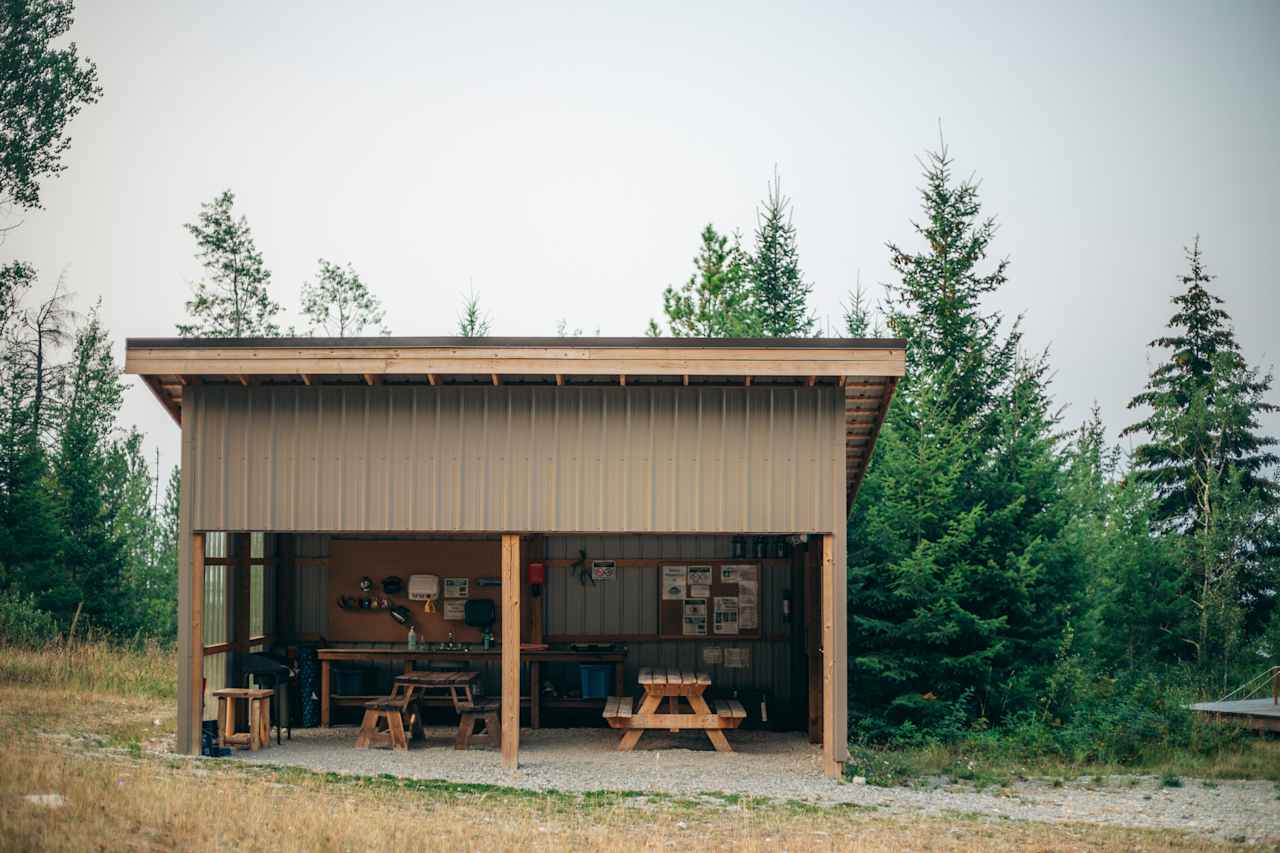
[744, 375, 752, 387]
[301, 373, 313, 386]
[836, 375, 847, 388]
[821, 533, 839, 778]
[362, 373, 379, 386]
[619, 374, 626, 387]
[682, 374, 689, 386]
[125, 343, 907, 380]
[238, 374, 250, 387]
[806, 375, 817, 387]
[501, 534, 521, 770]
[554, 374, 564, 386]
[492, 373, 502, 386]
[189, 533, 205, 755]
[426, 373, 439, 386]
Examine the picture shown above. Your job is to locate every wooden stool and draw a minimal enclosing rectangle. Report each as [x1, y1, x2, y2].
[213, 688, 273, 751]
[455, 699, 501, 750]
[355, 696, 413, 751]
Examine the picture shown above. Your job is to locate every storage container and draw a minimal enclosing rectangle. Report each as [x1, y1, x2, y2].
[579, 664, 612, 699]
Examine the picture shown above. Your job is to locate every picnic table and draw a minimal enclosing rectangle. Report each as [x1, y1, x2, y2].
[603, 667, 746, 752]
[393, 670, 479, 712]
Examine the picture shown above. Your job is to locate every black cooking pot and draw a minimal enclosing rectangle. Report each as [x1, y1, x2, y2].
[382, 576, 403, 595]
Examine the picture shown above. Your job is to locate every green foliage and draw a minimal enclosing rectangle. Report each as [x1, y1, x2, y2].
[177, 190, 282, 338]
[1123, 238, 1278, 531]
[649, 225, 759, 338]
[0, 0, 102, 210]
[456, 289, 490, 337]
[0, 586, 60, 646]
[749, 170, 814, 337]
[300, 259, 389, 336]
[848, 142, 1083, 734]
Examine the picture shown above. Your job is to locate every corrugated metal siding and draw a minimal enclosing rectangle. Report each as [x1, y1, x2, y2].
[186, 385, 842, 534]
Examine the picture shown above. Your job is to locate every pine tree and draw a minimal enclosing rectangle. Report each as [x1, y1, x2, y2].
[1122, 238, 1278, 530]
[456, 290, 490, 337]
[177, 190, 282, 338]
[51, 305, 127, 631]
[300, 259, 389, 336]
[648, 225, 759, 337]
[750, 170, 814, 337]
[847, 143, 1081, 734]
[841, 280, 881, 337]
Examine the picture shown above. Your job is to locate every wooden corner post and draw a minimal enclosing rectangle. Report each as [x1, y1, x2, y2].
[501, 534, 522, 770]
[185, 532, 205, 754]
[821, 532, 839, 778]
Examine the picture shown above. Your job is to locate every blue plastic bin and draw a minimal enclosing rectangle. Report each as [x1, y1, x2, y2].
[579, 664, 612, 699]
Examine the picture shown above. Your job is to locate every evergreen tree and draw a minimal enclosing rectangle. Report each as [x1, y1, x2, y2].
[1061, 408, 1185, 668]
[841, 280, 881, 338]
[1122, 238, 1278, 530]
[51, 305, 127, 630]
[300, 259, 389, 336]
[648, 225, 759, 337]
[0, 0, 102, 211]
[847, 144, 1080, 734]
[177, 190, 282, 338]
[456, 289, 490, 337]
[750, 170, 814, 337]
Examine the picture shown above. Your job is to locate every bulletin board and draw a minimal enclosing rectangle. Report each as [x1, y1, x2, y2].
[325, 538, 506, 644]
[657, 561, 761, 640]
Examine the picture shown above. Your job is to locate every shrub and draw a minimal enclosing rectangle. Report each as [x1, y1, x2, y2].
[0, 586, 61, 647]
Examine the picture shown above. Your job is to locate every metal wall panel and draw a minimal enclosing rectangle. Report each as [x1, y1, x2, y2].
[186, 385, 843, 534]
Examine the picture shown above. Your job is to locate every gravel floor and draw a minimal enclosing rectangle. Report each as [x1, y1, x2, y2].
[230, 726, 1280, 844]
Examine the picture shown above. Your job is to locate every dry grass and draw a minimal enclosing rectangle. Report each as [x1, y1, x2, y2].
[0, 643, 1251, 850]
[0, 744, 1234, 853]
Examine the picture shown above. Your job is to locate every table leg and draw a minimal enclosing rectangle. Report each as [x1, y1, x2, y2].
[615, 662, 624, 697]
[530, 661, 541, 730]
[688, 692, 732, 753]
[320, 660, 331, 727]
[216, 697, 227, 749]
[249, 699, 260, 751]
[617, 691, 662, 752]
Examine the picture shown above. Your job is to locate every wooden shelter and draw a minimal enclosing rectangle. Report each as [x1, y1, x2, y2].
[126, 336, 904, 776]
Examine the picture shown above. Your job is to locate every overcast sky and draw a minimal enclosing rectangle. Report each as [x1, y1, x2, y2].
[6, 1, 1279, 479]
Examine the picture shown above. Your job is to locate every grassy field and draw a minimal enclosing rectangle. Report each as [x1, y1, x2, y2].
[0, 641, 1272, 851]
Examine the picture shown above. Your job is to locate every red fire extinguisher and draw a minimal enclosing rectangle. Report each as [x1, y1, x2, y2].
[528, 562, 545, 597]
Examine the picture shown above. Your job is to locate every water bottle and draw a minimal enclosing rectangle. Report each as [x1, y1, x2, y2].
[407, 626, 416, 650]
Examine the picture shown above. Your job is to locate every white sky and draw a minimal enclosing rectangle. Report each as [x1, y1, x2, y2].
[6, 1, 1279, 480]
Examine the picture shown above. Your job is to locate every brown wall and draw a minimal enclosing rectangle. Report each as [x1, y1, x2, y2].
[324, 539, 512, 644]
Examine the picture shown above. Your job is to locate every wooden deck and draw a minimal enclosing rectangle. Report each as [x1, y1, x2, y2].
[1190, 698, 1280, 732]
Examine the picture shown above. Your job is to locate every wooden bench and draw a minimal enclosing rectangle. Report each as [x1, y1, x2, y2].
[455, 699, 501, 750]
[355, 695, 414, 751]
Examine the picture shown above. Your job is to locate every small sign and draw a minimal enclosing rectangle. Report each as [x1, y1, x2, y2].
[723, 647, 750, 669]
[662, 565, 687, 600]
[442, 600, 466, 621]
[590, 560, 616, 581]
[702, 646, 723, 665]
[714, 595, 739, 635]
[687, 566, 712, 586]
[443, 577, 469, 598]
[682, 599, 707, 636]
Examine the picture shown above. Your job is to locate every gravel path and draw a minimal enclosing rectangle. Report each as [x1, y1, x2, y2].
[230, 727, 1279, 844]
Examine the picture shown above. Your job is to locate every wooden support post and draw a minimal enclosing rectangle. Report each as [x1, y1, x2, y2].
[233, 533, 251, 655]
[501, 534, 521, 770]
[188, 533, 205, 753]
[804, 543, 822, 744]
[821, 533, 838, 778]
